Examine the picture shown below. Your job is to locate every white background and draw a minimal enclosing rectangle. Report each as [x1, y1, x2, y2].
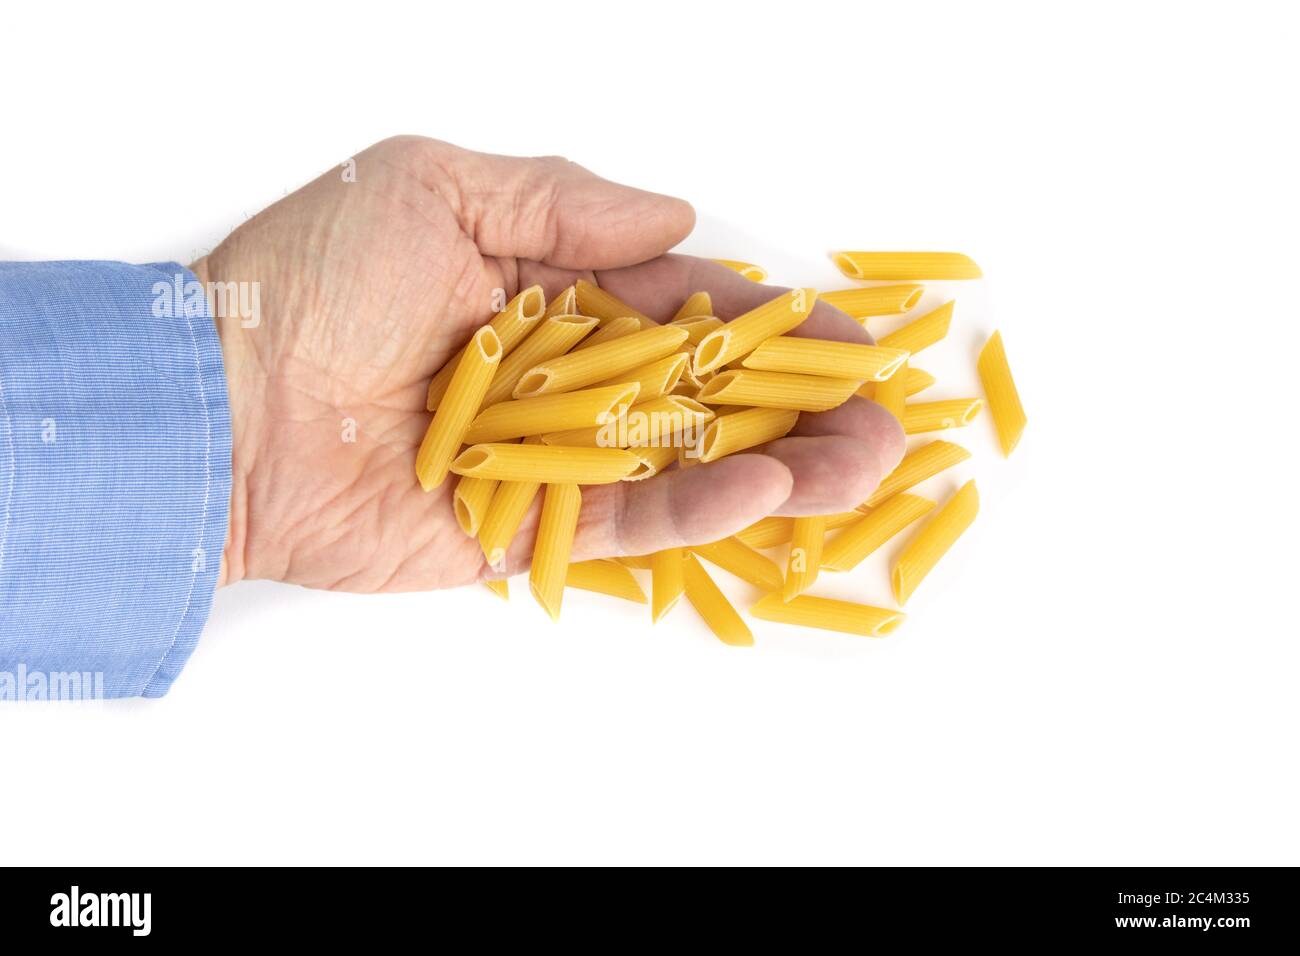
[4, 1, 1297, 865]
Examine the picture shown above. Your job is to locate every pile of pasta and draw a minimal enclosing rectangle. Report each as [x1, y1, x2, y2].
[415, 251, 1026, 645]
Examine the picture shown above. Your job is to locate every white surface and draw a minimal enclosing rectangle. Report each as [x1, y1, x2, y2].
[3, 1, 1297, 865]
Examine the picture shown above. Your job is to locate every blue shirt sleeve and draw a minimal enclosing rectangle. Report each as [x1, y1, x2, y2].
[0, 261, 232, 699]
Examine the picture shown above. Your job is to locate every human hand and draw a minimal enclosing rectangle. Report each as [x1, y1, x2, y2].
[198, 136, 903, 591]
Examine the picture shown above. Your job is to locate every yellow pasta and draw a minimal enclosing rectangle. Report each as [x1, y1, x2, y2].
[483, 578, 510, 600]
[465, 383, 640, 444]
[651, 548, 685, 622]
[483, 314, 598, 406]
[697, 406, 799, 462]
[749, 593, 905, 637]
[416, 326, 502, 491]
[821, 493, 935, 572]
[977, 330, 1027, 456]
[623, 443, 681, 481]
[566, 559, 647, 604]
[783, 515, 826, 601]
[530, 483, 581, 621]
[735, 511, 861, 550]
[425, 286, 546, 410]
[742, 337, 908, 382]
[671, 291, 713, 322]
[476, 438, 544, 569]
[593, 352, 688, 401]
[693, 288, 817, 373]
[820, 285, 925, 319]
[572, 315, 642, 351]
[616, 554, 654, 570]
[543, 285, 576, 319]
[514, 325, 689, 398]
[697, 369, 861, 412]
[453, 475, 500, 536]
[452, 443, 642, 484]
[712, 259, 767, 282]
[681, 553, 753, 646]
[541, 395, 712, 448]
[831, 251, 982, 281]
[690, 537, 784, 592]
[872, 359, 907, 420]
[862, 440, 971, 508]
[892, 479, 978, 605]
[902, 399, 983, 435]
[669, 315, 724, 345]
[859, 366, 935, 400]
[574, 279, 655, 328]
[876, 301, 954, 355]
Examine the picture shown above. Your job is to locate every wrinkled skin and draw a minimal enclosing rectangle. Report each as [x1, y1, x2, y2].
[199, 136, 904, 591]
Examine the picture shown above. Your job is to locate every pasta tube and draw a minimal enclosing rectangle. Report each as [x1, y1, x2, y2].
[820, 285, 924, 319]
[484, 578, 510, 600]
[593, 352, 689, 401]
[416, 326, 502, 491]
[425, 286, 545, 410]
[735, 511, 861, 549]
[540, 395, 712, 448]
[693, 288, 817, 373]
[749, 593, 905, 638]
[651, 548, 685, 622]
[742, 337, 908, 382]
[574, 279, 655, 328]
[876, 301, 954, 355]
[452, 444, 642, 484]
[531, 483, 581, 621]
[859, 366, 935, 400]
[544, 285, 576, 318]
[690, 537, 784, 592]
[483, 314, 598, 406]
[668, 315, 724, 345]
[514, 325, 689, 397]
[616, 554, 654, 570]
[573, 315, 642, 351]
[681, 554, 753, 646]
[821, 494, 935, 572]
[671, 291, 713, 322]
[862, 440, 971, 508]
[977, 330, 1027, 456]
[902, 399, 983, 435]
[892, 480, 978, 605]
[453, 475, 500, 536]
[566, 559, 647, 604]
[697, 369, 861, 412]
[697, 406, 799, 462]
[465, 383, 640, 443]
[872, 359, 907, 420]
[624, 444, 681, 481]
[711, 259, 768, 282]
[831, 251, 982, 281]
[783, 515, 826, 601]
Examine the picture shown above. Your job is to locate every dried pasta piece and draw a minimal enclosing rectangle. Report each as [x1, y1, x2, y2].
[891, 480, 978, 605]
[541, 395, 712, 448]
[862, 440, 971, 508]
[483, 314, 598, 406]
[543, 285, 576, 319]
[750, 593, 904, 637]
[476, 438, 545, 569]
[831, 251, 982, 281]
[821, 494, 935, 572]
[735, 511, 861, 549]
[783, 516, 826, 601]
[669, 315, 724, 345]
[453, 475, 500, 536]
[416, 326, 502, 491]
[514, 325, 689, 397]
[742, 337, 907, 382]
[698, 369, 860, 412]
[592, 353, 689, 402]
[452, 444, 641, 483]
[693, 288, 817, 373]
[859, 366, 935, 400]
[483, 578, 510, 600]
[819, 285, 924, 319]
[690, 537, 784, 592]
[902, 399, 983, 435]
[876, 301, 954, 355]
[976, 330, 1027, 456]
[671, 291, 713, 322]
[465, 383, 640, 443]
[566, 559, 647, 604]
[872, 359, 908, 420]
[682, 554, 753, 646]
[531, 483, 581, 621]
[573, 315, 642, 351]
[574, 279, 655, 328]
[712, 259, 767, 282]
[425, 286, 545, 410]
[651, 548, 685, 622]
[697, 407, 799, 462]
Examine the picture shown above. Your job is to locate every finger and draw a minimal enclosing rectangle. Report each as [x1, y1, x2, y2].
[759, 435, 886, 516]
[489, 455, 794, 576]
[594, 253, 874, 345]
[787, 396, 906, 474]
[398, 139, 696, 270]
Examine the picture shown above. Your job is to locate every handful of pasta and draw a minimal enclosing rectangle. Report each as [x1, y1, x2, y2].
[415, 251, 1025, 645]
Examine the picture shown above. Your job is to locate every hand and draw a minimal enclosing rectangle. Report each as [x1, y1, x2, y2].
[199, 136, 903, 592]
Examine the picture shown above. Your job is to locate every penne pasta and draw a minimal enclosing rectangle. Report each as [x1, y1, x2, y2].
[821, 493, 935, 572]
[859, 366, 936, 401]
[543, 284, 576, 319]
[690, 536, 784, 592]
[862, 440, 971, 508]
[820, 285, 925, 320]
[616, 554, 654, 570]
[831, 251, 982, 281]
[783, 515, 826, 601]
[712, 259, 767, 282]
[574, 279, 655, 328]
[669, 315, 724, 345]
[623, 443, 681, 481]
[593, 352, 688, 402]
[697, 406, 799, 462]
[872, 359, 908, 420]
[735, 511, 861, 550]
[694, 288, 817, 373]
[902, 399, 983, 435]
[452, 443, 642, 484]
[416, 326, 502, 491]
[977, 330, 1027, 456]
[540, 395, 712, 448]
[892, 480, 978, 605]
[876, 301, 954, 355]
[465, 383, 640, 443]
[566, 559, 648, 604]
[749, 593, 905, 637]
[681, 554, 753, 646]
[483, 314, 598, 406]
[476, 437, 545, 568]
[531, 483, 581, 621]
[697, 369, 861, 412]
[514, 325, 689, 398]
[453, 475, 500, 537]
[572, 315, 642, 351]
[651, 548, 685, 622]
[483, 578, 510, 600]
[671, 291, 713, 322]
[742, 337, 908, 382]
[425, 286, 546, 410]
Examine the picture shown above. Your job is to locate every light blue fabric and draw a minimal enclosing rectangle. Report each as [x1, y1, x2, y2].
[0, 261, 231, 698]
